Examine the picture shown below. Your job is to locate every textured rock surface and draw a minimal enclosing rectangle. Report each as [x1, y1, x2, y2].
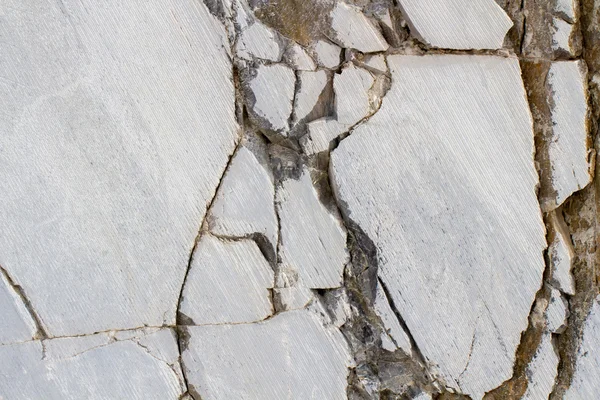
[564, 296, 600, 399]
[0, 0, 238, 336]
[0, 328, 185, 399]
[182, 310, 352, 399]
[398, 0, 513, 49]
[331, 55, 546, 398]
[179, 235, 274, 325]
[2, 0, 597, 398]
[277, 169, 348, 288]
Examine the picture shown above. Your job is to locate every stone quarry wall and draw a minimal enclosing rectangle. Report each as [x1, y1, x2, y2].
[0, 0, 599, 399]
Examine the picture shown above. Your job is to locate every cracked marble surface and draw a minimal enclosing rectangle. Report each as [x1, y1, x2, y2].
[1, 0, 597, 399]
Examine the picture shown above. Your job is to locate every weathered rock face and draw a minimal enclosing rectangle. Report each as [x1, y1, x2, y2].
[0, 0, 238, 337]
[1, 0, 597, 399]
[330, 54, 546, 398]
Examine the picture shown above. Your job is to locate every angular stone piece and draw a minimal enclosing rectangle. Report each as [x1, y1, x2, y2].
[330, 2, 389, 53]
[207, 142, 278, 252]
[522, 333, 559, 400]
[335, 64, 375, 126]
[0, 270, 37, 345]
[374, 282, 412, 354]
[277, 169, 348, 288]
[300, 118, 351, 155]
[363, 54, 388, 73]
[182, 310, 352, 399]
[0, 329, 185, 399]
[284, 42, 317, 71]
[565, 296, 600, 399]
[330, 55, 545, 398]
[556, 0, 576, 20]
[548, 211, 576, 295]
[273, 287, 314, 311]
[0, 0, 238, 336]
[546, 288, 568, 333]
[237, 20, 282, 61]
[294, 70, 329, 123]
[180, 235, 274, 325]
[245, 64, 296, 134]
[398, 0, 512, 49]
[545, 61, 592, 208]
[311, 40, 342, 69]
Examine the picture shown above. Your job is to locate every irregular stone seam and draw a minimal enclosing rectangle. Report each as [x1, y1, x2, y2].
[0, 265, 47, 341]
[301, 59, 390, 155]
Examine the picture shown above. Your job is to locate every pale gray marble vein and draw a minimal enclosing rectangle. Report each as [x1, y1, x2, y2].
[330, 55, 546, 398]
[0, 0, 238, 336]
[182, 310, 352, 400]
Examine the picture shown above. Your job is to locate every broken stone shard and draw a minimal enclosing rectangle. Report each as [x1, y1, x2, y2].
[522, 332, 559, 400]
[0, 269, 38, 345]
[245, 63, 296, 135]
[182, 310, 352, 399]
[273, 286, 314, 311]
[300, 118, 350, 155]
[330, 54, 545, 398]
[546, 287, 568, 334]
[0, 0, 238, 336]
[565, 296, 600, 399]
[552, 17, 578, 55]
[236, 20, 283, 61]
[398, 0, 513, 49]
[0, 328, 185, 399]
[277, 169, 349, 289]
[180, 235, 273, 325]
[294, 70, 329, 123]
[207, 142, 278, 253]
[545, 61, 592, 210]
[548, 211, 576, 295]
[330, 2, 389, 53]
[311, 40, 343, 69]
[335, 64, 375, 126]
[374, 281, 412, 355]
[284, 42, 317, 71]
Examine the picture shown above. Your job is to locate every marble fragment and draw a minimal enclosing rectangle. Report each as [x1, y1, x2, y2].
[363, 54, 388, 73]
[284, 43, 317, 71]
[330, 2, 389, 53]
[398, 0, 513, 49]
[277, 169, 348, 288]
[522, 333, 559, 400]
[180, 235, 274, 325]
[311, 40, 343, 69]
[555, 0, 576, 20]
[300, 118, 350, 155]
[182, 310, 352, 399]
[237, 20, 282, 61]
[273, 287, 314, 311]
[245, 63, 296, 134]
[0, 329, 185, 399]
[294, 70, 329, 123]
[330, 55, 545, 398]
[0, 0, 238, 336]
[546, 288, 568, 333]
[374, 282, 412, 354]
[548, 212, 576, 295]
[207, 142, 278, 252]
[335, 64, 375, 126]
[565, 296, 600, 399]
[545, 61, 592, 209]
[552, 18, 577, 55]
[0, 269, 37, 345]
